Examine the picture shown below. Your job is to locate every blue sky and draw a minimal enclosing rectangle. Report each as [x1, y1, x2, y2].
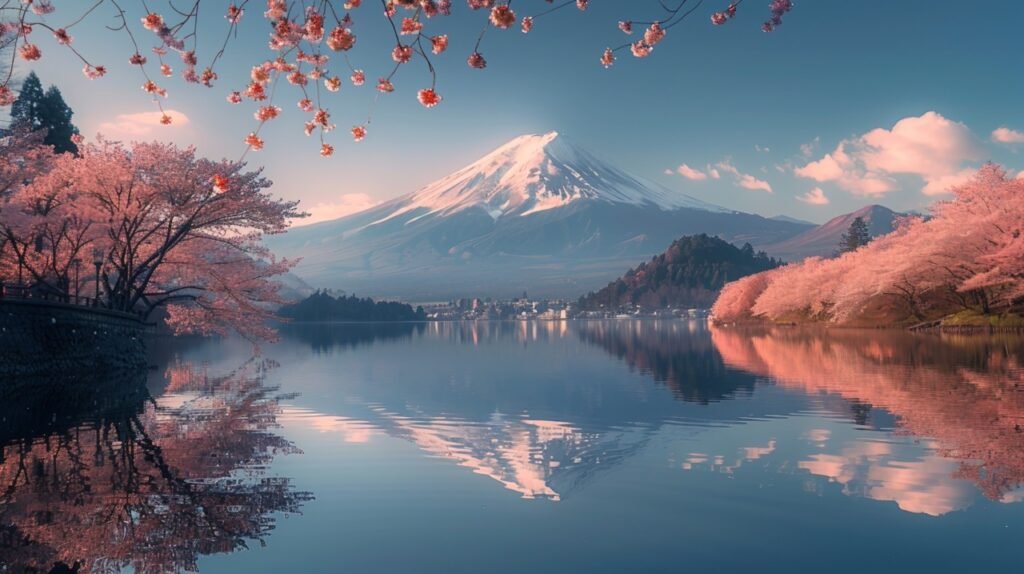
[12, 1, 1024, 224]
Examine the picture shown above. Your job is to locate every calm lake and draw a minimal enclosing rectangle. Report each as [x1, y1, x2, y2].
[3, 320, 1024, 573]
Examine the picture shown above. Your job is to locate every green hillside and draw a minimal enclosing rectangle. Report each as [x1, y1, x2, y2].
[578, 234, 781, 310]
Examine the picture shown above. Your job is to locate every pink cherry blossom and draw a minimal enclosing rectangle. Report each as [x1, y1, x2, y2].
[417, 88, 442, 107]
[141, 13, 164, 33]
[489, 6, 516, 29]
[468, 51, 487, 69]
[431, 35, 449, 54]
[630, 41, 652, 58]
[392, 44, 413, 63]
[245, 132, 264, 150]
[19, 43, 41, 60]
[600, 48, 615, 68]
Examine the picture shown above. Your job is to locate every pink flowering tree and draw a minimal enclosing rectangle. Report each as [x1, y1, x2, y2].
[0, 0, 794, 154]
[709, 269, 775, 322]
[0, 135, 304, 340]
[936, 165, 1024, 310]
[712, 165, 1024, 326]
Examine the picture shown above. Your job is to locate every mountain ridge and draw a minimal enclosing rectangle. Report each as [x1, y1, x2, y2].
[762, 205, 900, 261]
[268, 132, 812, 299]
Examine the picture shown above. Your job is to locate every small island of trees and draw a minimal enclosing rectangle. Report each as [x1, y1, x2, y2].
[278, 290, 426, 323]
[579, 234, 781, 311]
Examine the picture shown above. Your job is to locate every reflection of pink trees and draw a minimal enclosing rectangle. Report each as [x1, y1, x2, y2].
[713, 166, 1024, 325]
[710, 326, 1024, 501]
[0, 1, 794, 153]
[0, 359, 309, 573]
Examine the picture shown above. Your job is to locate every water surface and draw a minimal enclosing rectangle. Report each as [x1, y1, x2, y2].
[3, 321, 1023, 573]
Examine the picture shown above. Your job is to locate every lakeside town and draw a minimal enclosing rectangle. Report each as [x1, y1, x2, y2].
[420, 296, 711, 322]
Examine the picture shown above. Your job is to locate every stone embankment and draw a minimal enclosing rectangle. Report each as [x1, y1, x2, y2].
[0, 299, 151, 377]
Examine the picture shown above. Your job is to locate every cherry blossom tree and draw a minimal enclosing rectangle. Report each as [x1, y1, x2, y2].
[938, 165, 1024, 309]
[0, 0, 794, 154]
[710, 269, 775, 322]
[712, 165, 1024, 326]
[0, 129, 55, 284]
[0, 135, 304, 340]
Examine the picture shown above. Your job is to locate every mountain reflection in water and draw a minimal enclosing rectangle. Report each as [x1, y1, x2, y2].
[276, 320, 1024, 516]
[0, 359, 310, 573]
[3, 320, 1024, 572]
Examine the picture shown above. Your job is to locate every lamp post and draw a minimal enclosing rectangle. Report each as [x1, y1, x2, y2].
[72, 258, 81, 303]
[91, 247, 104, 306]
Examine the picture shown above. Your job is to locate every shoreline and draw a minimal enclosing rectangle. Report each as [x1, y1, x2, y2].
[711, 319, 1024, 334]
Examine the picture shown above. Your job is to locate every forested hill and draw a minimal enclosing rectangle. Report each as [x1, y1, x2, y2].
[578, 234, 782, 310]
[279, 291, 426, 322]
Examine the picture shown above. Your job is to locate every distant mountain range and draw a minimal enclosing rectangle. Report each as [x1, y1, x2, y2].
[268, 132, 812, 300]
[761, 205, 901, 261]
[770, 214, 815, 226]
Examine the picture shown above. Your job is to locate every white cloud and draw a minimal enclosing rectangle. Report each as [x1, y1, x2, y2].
[736, 173, 773, 193]
[1017, 171, 1024, 180]
[797, 187, 829, 205]
[675, 163, 708, 181]
[716, 160, 740, 177]
[665, 160, 768, 191]
[755, 144, 770, 153]
[800, 136, 821, 158]
[794, 111, 981, 196]
[96, 110, 190, 140]
[992, 127, 1024, 144]
[301, 193, 379, 225]
[716, 160, 773, 193]
[794, 148, 847, 181]
[859, 112, 979, 177]
[920, 168, 977, 196]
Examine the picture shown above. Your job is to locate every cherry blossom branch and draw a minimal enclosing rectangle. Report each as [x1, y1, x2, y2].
[0, 0, 795, 152]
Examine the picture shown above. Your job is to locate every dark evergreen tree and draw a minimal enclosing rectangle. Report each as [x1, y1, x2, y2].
[10, 72, 80, 154]
[9, 72, 45, 130]
[577, 234, 783, 310]
[838, 216, 871, 254]
[40, 86, 80, 154]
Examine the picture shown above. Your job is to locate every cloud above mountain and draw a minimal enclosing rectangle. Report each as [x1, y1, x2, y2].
[992, 127, 1024, 144]
[797, 187, 829, 205]
[301, 193, 380, 225]
[674, 163, 709, 181]
[795, 111, 982, 196]
[666, 160, 770, 192]
[716, 161, 773, 193]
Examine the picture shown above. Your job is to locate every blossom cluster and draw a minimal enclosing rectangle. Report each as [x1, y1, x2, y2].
[0, 0, 796, 156]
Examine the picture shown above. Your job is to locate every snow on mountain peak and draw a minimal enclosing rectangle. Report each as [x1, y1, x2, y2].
[380, 131, 726, 224]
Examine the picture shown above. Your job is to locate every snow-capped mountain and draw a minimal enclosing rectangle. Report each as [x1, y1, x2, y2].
[371, 131, 726, 222]
[268, 132, 810, 299]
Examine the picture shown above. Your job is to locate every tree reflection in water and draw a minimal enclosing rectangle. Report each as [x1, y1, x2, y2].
[710, 326, 1024, 503]
[575, 319, 756, 403]
[0, 359, 310, 573]
[280, 322, 426, 354]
